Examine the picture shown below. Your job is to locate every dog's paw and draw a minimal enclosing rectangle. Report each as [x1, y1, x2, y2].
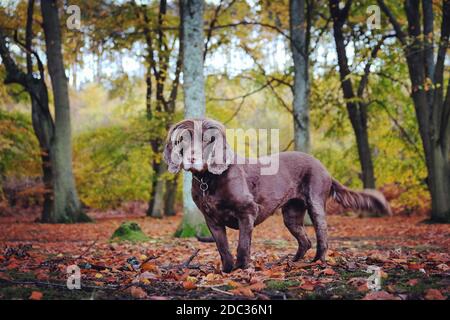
[221, 260, 234, 273]
[222, 264, 233, 273]
[233, 260, 253, 271]
[311, 255, 327, 264]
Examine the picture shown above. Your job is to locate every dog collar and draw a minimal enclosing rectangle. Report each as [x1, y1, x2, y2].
[193, 175, 209, 197]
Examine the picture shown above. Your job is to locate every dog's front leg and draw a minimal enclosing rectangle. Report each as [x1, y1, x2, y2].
[205, 218, 234, 273]
[235, 214, 255, 270]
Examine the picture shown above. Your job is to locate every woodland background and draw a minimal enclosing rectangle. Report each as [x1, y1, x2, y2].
[0, 0, 449, 300]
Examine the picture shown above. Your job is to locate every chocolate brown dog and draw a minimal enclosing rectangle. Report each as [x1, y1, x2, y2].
[163, 118, 391, 273]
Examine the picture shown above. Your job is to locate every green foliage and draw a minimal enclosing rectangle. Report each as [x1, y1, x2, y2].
[73, 120, 153, 209]
[71, 83, 168, 209]
[174, 221, 211, 238]
[0, 110, 40, 180]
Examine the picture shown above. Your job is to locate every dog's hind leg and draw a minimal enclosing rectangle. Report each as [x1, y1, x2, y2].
[307, 195, 328, 262]
[282, 200, 312, 261]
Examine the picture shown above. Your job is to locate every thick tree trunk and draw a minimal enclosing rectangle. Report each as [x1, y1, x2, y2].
[404, 0, 450, 222]
[428, 145, 450, 221]
[353, 107, 376, 189]
[40, 152, 53, 221]
[290, 0, 312, 225]
[290, 0, 310, 153]
[405, 39, 450, 221]
[379, 0, 450, 222]
[177, 0, 209, 237]
[41, 0, 89, 222]
[29, 80, 55, 221]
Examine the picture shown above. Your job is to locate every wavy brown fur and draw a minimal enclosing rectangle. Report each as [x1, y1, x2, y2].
[330, 179, 392, 216]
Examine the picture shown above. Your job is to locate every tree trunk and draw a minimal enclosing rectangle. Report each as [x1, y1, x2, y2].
[177, 0, 209, 237]
[29, 79, 55, 221]
[403, 0, 450, 222]
[40, 152, 53, 221]
[31, 90, 54, 221]
[290, 0, 310, 153]
[147, 162, 165, 218]
[329, 0, 376, 189]
[353, 106, 376, 189]
[164, 177, 178, 216]
[290, 0, 313, 225]
[147, 161, 158, 216]
[379, 0, 450, 222]
[145, 63, 152, 118]
[428, 145, 450, 221]
[41, 0, 90, 222]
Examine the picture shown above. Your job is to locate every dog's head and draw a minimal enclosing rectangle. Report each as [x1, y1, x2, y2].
[163, 118, 233, 174]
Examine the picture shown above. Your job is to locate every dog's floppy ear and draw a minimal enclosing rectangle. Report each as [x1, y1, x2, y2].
[204, 127, 233, 175]
[163, 125, 182, 173]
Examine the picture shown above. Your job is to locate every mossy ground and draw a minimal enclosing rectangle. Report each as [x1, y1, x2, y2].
[174, 221, 211, 238]
[110, 221, 149, 242]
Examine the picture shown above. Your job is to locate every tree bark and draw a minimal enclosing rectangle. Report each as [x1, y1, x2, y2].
[29, 81, 54, 222]
[41, 0, 90, 222]
[290, 0, 310, 153]
[403, 0, 450, 222]
[290, 0, 313, 225]
[164, 177, 178, 216]
[147, 162, 165, 218]
[379, 0, 450, 222]
[177, 0, 209, 237]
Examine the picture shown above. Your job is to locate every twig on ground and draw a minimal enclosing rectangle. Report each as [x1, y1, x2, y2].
[77, 238, 98, 259]
[139, 254, 160, 267]
[158, 249, 206, 270]
[265, 254, 290, 268]
[210, 286, 234, 296]
[182, 249, 200, 268]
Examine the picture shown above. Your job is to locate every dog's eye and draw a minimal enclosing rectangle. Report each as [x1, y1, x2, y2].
[175, 136, 183, 145]
[179, 148, 183, 157]
[210, 136, 215, 143]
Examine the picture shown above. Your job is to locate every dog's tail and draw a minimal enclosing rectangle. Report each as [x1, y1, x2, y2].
[330, 179, 392, 216]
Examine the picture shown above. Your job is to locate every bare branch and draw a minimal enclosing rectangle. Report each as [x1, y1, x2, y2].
[310, 15, 332, 55]
[208, 82, 272, 102]
[0, 31, 28, 87]
[377, 0, 407, 45]
[168, 0, 184, 113]
[204, 0, 225, 61]
[211, 19, 292, 42]
[357, 34, 396, 98]
[13, 31, 45, 81]
[372, 99, 425, 162]
[25, 0, 35, 75]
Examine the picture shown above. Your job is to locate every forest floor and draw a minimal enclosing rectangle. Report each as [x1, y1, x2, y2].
[0, 211, 449, 300]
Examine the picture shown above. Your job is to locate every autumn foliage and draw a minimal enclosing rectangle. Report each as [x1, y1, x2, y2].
[0, 212, 448, 300]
